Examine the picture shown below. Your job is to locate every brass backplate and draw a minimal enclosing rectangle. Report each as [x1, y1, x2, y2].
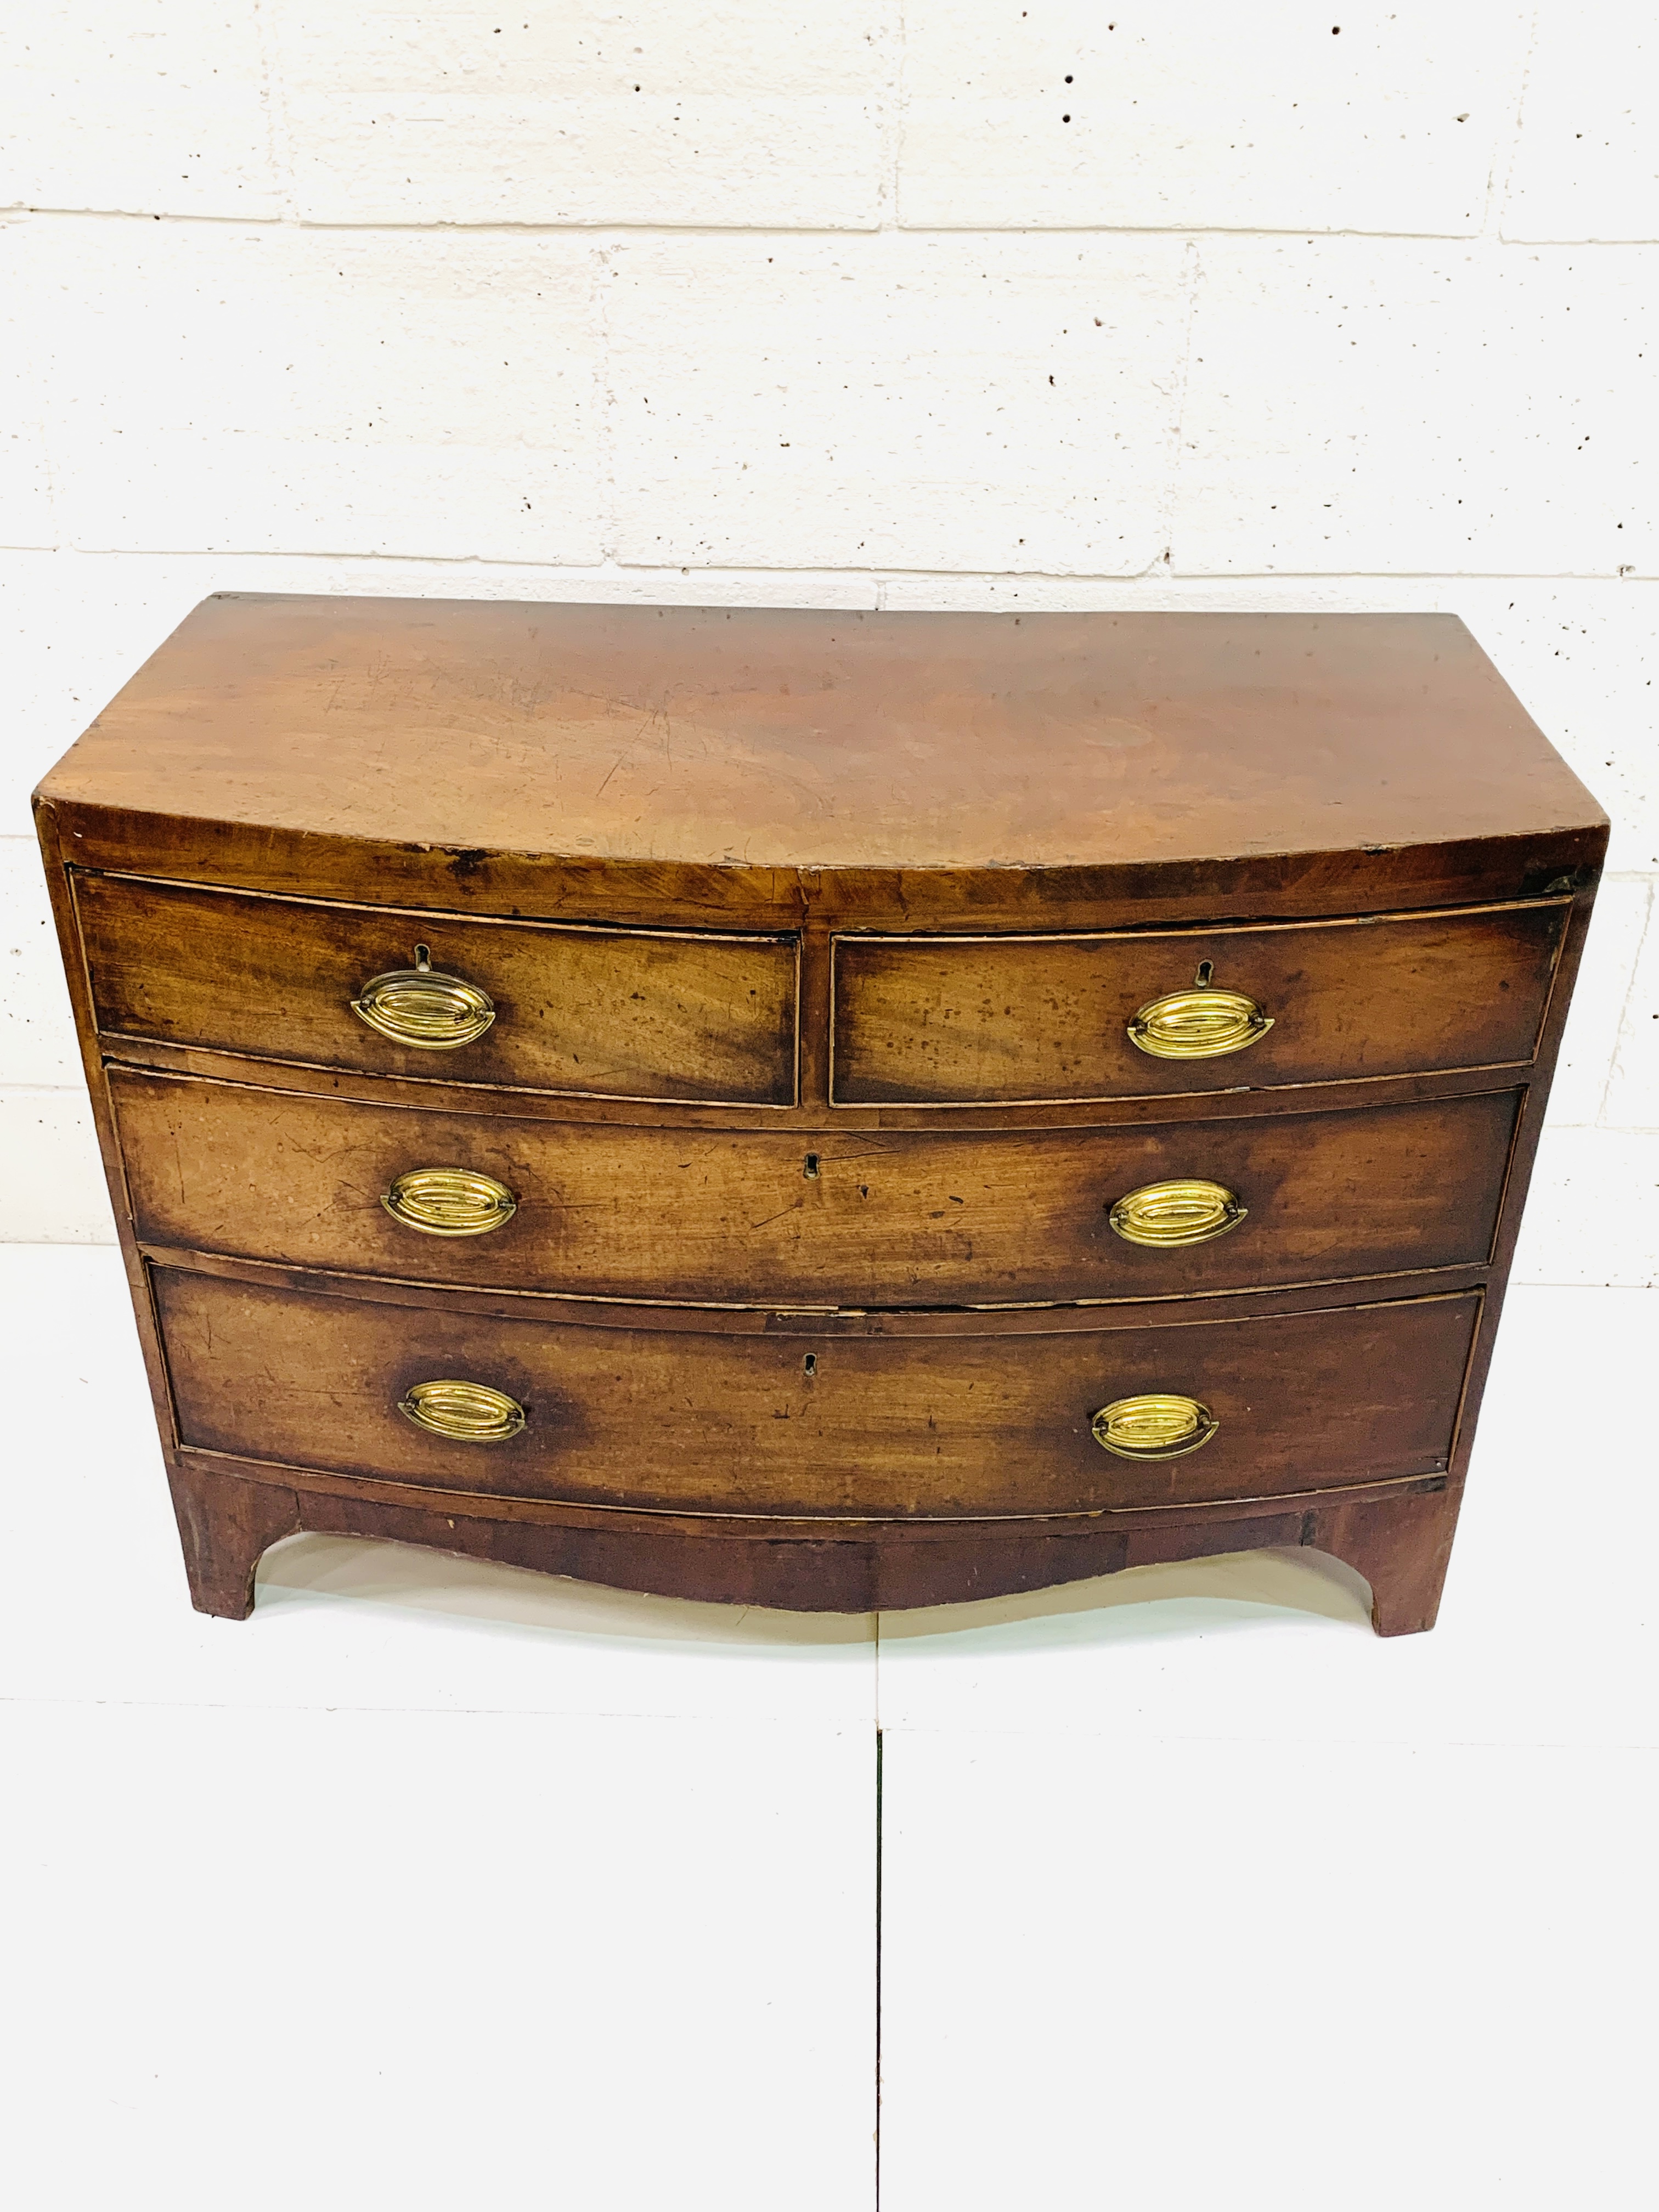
[397, 1378, 526, 1442]
[1091, 1393, 1219, 1459]
[1127, 985, 1272, 1061]
[383, 1166, 518, 1237]
[352, 965, 496, 1049]
[1109, 1178, 1247, 1249]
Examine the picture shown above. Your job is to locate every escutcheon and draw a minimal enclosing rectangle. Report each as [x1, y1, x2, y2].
[382, 1166, 518, 1237]
[1091, 1393, 1218, 1459]
[1109, 1178, 1247, 1248]
[397, 1378, 526, 1443]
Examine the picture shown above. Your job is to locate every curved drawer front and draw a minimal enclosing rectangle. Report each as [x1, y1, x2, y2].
[831, 900, 1568, 1106]
[115, 1071, 1519, 1308]
[154, 1269, 1481, 1519]
[76, 874, 798, 1107]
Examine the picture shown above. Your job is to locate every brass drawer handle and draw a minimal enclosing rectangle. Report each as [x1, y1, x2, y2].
[397, 1378, 526, 1443]
[1109, 1177, 1246, 1249]
[352, 944, 495, 1051]
[1127, 967, 1272, 1061]
[1091, 1393, 1218, 1459]
[383, 1166, 518, 1237]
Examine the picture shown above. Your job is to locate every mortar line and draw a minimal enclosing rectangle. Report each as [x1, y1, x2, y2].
[1141, 235, 1204, 578]
[10, 207, 1652, 246]
[592, 241, 620, 567]
[10, 545, 1656, 585]
[1486, 2, 1543, 241]
[885, 0, 906, 234]
[249, 0, 298, 223]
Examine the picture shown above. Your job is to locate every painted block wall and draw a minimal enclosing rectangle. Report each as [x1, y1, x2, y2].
[1, 4, 1654, 1277]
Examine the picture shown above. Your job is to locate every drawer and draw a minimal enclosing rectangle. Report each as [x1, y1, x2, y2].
[831, 900, 1568, 1106]
[155, 1268, 1481, 1519]
[117, 1070, 1518, 1309]
[76, 874, 798, 1107]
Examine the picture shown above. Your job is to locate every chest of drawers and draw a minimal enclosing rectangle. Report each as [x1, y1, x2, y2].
[36, 597, 1606, 1632]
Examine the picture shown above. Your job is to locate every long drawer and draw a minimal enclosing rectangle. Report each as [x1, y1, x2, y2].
[116, 1071, 1519, 1308]
[831, 900, 1568, 1105]
[76, 874, 799, 1107]
[155, 1268, 1481, 1519]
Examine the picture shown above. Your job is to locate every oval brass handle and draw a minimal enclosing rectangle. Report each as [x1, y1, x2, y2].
[383, 1167, 518, 1238]
[352, 946, 495, 1051]
[1109, 1178, 1246, 1249]
[1127, 986, 1271, 1061]
[1091, 1393, 1218, 1459]
[397, 1379, 526, 1443]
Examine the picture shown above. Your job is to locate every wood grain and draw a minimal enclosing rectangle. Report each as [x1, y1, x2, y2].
[165, 1457, 1460, 1624]
[115, 1069, 1519, 1309]
[32, 597, 1610, 1632]
[32, 597, 1601, 924]
[832, 901, 1567, 1105]
[166, 1460, 302, 1619]
[40, 598, 1604, 901]
[153, 1267, 1481, 1520]
[76, 873, 798, 1107]
[93, 1023, 1540, 1136]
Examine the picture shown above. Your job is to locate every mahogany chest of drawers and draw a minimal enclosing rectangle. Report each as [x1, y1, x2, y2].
[36, 597, 1606, 1632]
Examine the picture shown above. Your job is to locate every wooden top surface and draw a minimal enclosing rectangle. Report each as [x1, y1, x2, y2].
[41, 596, 1602, 877]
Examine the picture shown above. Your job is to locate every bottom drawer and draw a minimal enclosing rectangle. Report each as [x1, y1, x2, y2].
[154, 1270, 1480, 1520]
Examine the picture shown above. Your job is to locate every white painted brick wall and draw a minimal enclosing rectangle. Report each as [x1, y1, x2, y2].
[2, 3, 1655, 1278]
[1173, 240, 1655, 579]
[271, 3, 896, 228]
[607, 232, 1193, 572]
[897, 3, 1532, 235]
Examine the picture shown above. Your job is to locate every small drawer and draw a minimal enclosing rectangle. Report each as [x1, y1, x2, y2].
[117, 1070, 1518, 1310]
[155, 1268, 1481, 1519]
[76, 874, 798, 1107]
[831, 900, 1568, 1106]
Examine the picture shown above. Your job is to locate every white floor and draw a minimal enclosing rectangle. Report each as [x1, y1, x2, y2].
[2, 1247, 1653, 2210]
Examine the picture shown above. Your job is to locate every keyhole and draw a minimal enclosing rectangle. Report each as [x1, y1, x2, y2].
[1194, 960, 1214, 987]
[803, 1154, 820, 1179]
[414, 943, 432, 973]
[803, 1353, 817, 1378]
